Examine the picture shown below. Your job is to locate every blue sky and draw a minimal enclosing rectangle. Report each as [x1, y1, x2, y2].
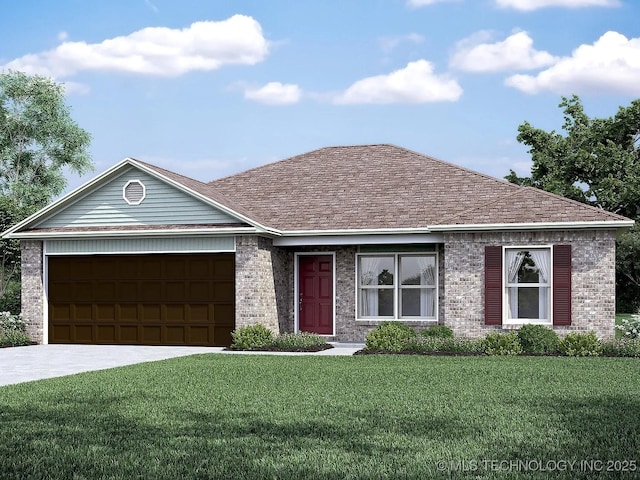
[1, 0, 639, 193]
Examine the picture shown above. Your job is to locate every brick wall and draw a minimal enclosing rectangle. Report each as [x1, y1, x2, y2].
[234, 236, 291, 334]
[21, 240, 44, 344]
[443, 229, 617, 339]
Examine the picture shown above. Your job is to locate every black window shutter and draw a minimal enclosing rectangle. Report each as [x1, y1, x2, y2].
[553, 244, 572, 326]
[485, 246, 503, 325]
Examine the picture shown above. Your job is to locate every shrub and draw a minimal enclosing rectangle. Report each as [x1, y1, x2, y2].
[422, 325, 454, 339]
[0, 330, 31, 347]
[600, 339, 640, 358]
[271, 332, 329, 351]
[230, 324, 274, 350]
[365, 322, 417, 352]
[0, 311, 26, 332]
[517, 324, 559, 355]
[559, 332, 602, 357]
[615, 315, 640, 339]
[483, 332, 522, 356]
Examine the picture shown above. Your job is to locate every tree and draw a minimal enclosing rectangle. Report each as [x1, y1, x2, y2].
[0, 71, 93, 311]
[507, 95, 640, 312]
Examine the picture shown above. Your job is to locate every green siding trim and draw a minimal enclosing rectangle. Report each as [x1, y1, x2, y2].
[46, 237, 235, 255]
[37, 168, 240, 228]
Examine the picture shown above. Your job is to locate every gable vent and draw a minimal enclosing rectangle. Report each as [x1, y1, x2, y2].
[123, 180, 146, 205]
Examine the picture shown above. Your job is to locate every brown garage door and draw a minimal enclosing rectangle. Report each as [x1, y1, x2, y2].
[48, 253, 235, 346]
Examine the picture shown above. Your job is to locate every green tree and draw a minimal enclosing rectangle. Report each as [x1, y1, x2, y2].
[507, 95, 640, 312]
[0, 71, 93, 311]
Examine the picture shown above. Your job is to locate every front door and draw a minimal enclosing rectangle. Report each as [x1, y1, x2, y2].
[298, 255, 333, 335]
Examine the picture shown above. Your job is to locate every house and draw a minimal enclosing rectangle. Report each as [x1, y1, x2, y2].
[2, 144, 633, 346]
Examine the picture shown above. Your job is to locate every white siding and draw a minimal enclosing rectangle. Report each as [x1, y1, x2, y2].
[38, 168, 240, 228]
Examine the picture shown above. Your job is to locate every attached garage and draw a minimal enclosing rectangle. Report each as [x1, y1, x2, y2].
[48, 253, 235, 346]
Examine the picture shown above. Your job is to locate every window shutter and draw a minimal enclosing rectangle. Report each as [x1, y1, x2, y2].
[485, 246, 502, 325]
[553, 244, 572, 326]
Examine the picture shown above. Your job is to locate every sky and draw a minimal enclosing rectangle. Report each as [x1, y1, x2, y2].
[1, 0, 639, 195]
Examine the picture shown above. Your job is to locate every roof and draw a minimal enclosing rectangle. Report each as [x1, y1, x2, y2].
[207, 144, 630, 232]
[3, 144, 632, 239]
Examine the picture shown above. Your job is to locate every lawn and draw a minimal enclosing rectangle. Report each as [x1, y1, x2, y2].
[1, 355, 639, 479]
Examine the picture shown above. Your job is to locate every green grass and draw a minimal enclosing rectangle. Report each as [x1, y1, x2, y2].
[2, 355, 640, 479]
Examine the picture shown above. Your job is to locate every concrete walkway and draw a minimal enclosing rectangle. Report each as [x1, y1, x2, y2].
[0, 343, 364, 387]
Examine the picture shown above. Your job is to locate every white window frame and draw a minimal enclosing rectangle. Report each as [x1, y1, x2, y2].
[503, 245, 553, 325]
[355, 252, 438, 321]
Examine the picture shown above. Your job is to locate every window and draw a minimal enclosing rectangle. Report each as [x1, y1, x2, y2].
[357, 254, 437, 320]
[504, 247, 551, 323]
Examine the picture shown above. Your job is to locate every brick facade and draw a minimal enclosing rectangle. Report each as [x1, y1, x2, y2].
[235, 235, 291, 334]
[443, 229, 617, 339]
[21, 240, 45, 344]
[18, 229, 618, 345]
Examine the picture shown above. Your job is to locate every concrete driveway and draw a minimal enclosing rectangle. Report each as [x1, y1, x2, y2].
[0, 343, 363, 387]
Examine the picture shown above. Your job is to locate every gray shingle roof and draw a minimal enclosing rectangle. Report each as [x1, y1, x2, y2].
[206, 144, 629, 231]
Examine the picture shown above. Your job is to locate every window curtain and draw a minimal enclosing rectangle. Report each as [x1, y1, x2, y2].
[417, 256, 435, 317]
[529, 250, 550, 320]
[506, 250, 526, 318]
[360, 257, 380, 316]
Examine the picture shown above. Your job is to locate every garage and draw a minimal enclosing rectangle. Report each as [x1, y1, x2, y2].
[47, 253, 235, 346]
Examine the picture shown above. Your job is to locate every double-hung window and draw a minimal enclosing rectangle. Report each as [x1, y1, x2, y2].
[504, 247, 551, 324]
[357, 253, 437, 320]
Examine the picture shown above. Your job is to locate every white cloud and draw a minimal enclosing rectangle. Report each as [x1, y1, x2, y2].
[380, 33, 424, 54]
[244, 82, 302, 105]
[450, 31, 557, 72]
[1, 15, 268, 78]
[505, 31, 640, 95]
[57, 31, 68, 42]
[407, 0, 457, 7]
[333, 60, 462, 104]
[495, 0, 619, 11]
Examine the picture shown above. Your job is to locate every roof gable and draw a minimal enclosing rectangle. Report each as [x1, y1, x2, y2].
[36, 167, 241, 229]
[3, 158, 263, 238]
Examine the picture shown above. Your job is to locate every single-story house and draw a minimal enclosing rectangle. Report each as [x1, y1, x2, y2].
[2, 144, 633, 346]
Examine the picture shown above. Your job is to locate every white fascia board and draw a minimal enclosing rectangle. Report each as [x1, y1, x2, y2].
[129, 160, 279, 235]
[5, 227, 260, 240]
[429, 220, 634, 232]
[277, 227, 435, 236]
[274, 233, 444, 246]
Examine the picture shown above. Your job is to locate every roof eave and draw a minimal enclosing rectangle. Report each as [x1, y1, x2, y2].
[429, 220, 635, 232]
[4, 226, 262, 240]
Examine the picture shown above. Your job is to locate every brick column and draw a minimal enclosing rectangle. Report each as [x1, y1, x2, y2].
[21, 240, 45, 344]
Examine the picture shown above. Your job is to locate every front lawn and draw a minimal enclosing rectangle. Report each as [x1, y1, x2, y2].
[1, 355, 639, 479]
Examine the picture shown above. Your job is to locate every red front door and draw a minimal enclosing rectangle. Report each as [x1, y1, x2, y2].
[298, 255, 333, 335]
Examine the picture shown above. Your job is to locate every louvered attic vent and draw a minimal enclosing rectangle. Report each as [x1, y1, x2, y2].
[123, 180, 146, 205]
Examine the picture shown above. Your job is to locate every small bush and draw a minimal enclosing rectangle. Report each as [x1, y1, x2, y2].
[600, 339, 640, 358]
[365, 322, 417, 352]
[483, 332, 522, 356]
[0, 311, 26, 332]
[559, 331, 602, 357]
[230, 324, 274, 350]
[615, 315, 640, 339]
[517, 324, 559, 355]
[271, 332, 330, 351]
[422, 325, 454, 339]
[0, 330, 31, 347]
